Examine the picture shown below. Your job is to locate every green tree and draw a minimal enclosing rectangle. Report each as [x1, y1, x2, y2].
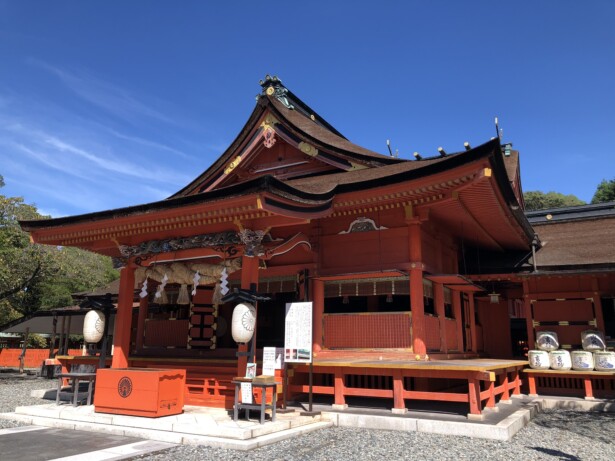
[523, 191, 586, 211]
[0, 177, 119, 325]
[591, 178, 615, 204]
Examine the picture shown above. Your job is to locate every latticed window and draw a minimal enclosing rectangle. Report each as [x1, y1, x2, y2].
[324, 276, 410, 313]
[423, 279, 435, 315]
[444, 287, 454, 318]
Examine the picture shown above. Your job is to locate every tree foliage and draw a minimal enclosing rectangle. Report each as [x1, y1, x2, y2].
[591, 178, 615, 204]
[523, 191, 586, 211]
[0, 177, 118, 325]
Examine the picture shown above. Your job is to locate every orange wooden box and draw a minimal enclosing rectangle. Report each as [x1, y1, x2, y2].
[94, 368, 186, 417]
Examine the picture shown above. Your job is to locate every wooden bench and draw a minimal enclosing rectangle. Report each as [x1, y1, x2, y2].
[524, 368, 615, 400]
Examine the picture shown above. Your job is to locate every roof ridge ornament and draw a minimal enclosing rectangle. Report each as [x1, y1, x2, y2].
[259, 74, 294, 110]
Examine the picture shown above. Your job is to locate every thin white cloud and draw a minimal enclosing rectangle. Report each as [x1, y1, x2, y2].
[3, 122, 192, 185]
[105, 127, 194, 160]
[27, 59, 176, 126]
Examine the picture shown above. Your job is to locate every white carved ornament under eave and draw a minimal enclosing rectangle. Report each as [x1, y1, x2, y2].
[339, 217, 388, 234]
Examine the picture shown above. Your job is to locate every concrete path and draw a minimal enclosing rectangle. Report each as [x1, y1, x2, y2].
[0, 425, 176, 461]
[0, 403, 332, 450]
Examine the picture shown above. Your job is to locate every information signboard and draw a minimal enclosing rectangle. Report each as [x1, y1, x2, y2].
[284, 302, 313, 363]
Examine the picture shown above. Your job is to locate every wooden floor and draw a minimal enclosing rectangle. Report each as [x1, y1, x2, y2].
[312, 350, 527, 372]
[292, 351, 528, 417]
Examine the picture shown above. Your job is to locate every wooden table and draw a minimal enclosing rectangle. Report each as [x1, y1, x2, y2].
[232, 379, 279, 424]
[56, 372, 96, 406]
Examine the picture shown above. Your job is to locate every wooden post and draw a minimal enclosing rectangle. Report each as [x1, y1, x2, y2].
[237, 255, 260, 376]
[523, 280, 535, 350]
[135, 292, 149, 352]
[453, 290, 463, 352]
[468, 378, 482, 416]
[468, 295, 478, 353]
[527, 374, 537, 396]
[408, 219, 426, 356]
[434, 282, 446, 352]
[58, 316, 66, 356]
[392, 369, 406, 413]
[500, 372, 510, 401]
[486, 380, 496, 408]
[19, 327, 30, 374]
[49, 314, 57, 359]
[111, 266, 136, 369]
[591, 278, 606, 332]
[333, 367, 346, 408]
[583, 378, 594, 399]
[63, 316, 72, 354]
[312, 279, 324, 353]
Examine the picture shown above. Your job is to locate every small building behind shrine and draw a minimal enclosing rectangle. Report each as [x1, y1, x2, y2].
[17, 76, 615, 411]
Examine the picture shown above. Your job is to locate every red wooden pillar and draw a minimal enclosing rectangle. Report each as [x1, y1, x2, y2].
[453, 290, 463, 352]
[591, 278, 606, 332]
[408, 220, 426, 356]
[583, 378, 594, 399]
[468, 294, 478, 353]
[237, 255, 260, 376]
[499, 372, 510, 401]
[467, 378, 483, 417]
[392, 369, 407, 413]
[527, 374, 537, 396]
[135, 292, 149, 352]
[312, 279, 324, 353]
[111, 266, 136, 369]
[333, 367, 346, 408]
[434, 282, 446, 352]
[523, 281, 535, 350]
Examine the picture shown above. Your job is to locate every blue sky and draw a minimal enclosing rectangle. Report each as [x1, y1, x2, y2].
[0, 1, 613, 217]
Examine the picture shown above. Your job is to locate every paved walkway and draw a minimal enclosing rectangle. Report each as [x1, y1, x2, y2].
[0, 425, 175, 461]
[0, 403, 332, 450]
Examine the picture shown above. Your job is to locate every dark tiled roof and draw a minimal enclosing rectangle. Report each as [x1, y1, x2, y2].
[531, 212, 615, 269]
[526, 201, 615, 224]
[268, 96, 403, 164]
[287, 153, 458, 194]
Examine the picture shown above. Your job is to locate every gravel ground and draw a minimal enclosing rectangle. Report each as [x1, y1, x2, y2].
[1, 375, 614, 460]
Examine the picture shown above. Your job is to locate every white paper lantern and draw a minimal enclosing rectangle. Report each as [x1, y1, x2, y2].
[528, 350, 550, 370]
[571, 350, 594, 371]
[83, 310, 105, 343]
[536, 331, 559, 351]
[231, 303, 256, 344]
[549, 350, 572, 370]
[594, 351, 615, 371]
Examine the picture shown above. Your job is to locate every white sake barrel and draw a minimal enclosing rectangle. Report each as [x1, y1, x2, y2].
[528, 350, 550, 370]
[83, 310, 105, 343]
[536, 331, 559, 351]
[594, 351, 615, 372]
[549, 350, 572, 370]
[231, 303, 256, 343]
[581, 330, 606, 352]
[571, 350, 594, 371]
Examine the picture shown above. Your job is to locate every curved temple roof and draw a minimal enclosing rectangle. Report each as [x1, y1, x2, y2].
[20, 76, 534, 256]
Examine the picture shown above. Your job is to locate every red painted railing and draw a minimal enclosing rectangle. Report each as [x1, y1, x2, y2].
[144, 319, 189, 348]
[0, 348, 82, 368]
[425, 315, 441, 351]
[444, 318, 458, 351]
[323, 312, 412, 349]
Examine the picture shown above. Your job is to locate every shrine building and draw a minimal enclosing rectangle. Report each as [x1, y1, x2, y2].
[19, 76, 615, 417]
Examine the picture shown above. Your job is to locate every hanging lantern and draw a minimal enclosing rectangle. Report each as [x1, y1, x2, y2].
[83, 310, 105, 343]
[231, 303, 256, 343]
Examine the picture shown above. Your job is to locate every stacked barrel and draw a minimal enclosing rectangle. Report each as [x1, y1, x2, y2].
[528, 330, 615, 371]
